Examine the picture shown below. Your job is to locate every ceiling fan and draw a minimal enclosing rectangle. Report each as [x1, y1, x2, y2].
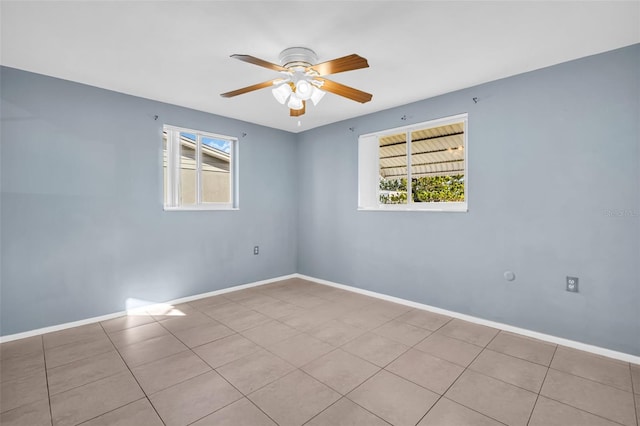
[220, 47, 372, 117]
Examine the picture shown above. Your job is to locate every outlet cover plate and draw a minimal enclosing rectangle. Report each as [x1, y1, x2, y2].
[566, 276, 579, 293]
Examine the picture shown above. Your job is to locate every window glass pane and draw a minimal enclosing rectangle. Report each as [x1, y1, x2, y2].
[410, 122, 465, 203]
[379, 132, 407, 204]
[201, 136, 231, 203]
[179, 132, 197, 205]
[162, 131, 169, 205]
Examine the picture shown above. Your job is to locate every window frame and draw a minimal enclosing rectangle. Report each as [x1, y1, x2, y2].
[358, 113, 468, 212]
[163, 124, 239, 211]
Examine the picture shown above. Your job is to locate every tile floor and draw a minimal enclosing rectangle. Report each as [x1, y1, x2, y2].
[1, 278, 639, 426]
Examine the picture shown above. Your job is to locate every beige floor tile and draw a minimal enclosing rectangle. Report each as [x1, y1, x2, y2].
[43, 323, 106, 349]
[341, 332, 409, 367]
[240, 320, 299, 347]
[386, 348, 464, 394]
[469, 349, 548, 392]
[372, 320, 432, 346]
[280, 310, 335, 332]
[199, 301, 248, 320]
[366, 300, 412, 320]
[306, 397, 390, 426]
[47, 349, 127, 395]
[0, 350, 45, 383]
[0, 399, 51, 426]
[417, 397, 503, 426]
[109, 322, 169, 348]
[307, 319, 366, 346]
[248, 370, 340, 426]
[150, 370, 242, 426]
[191, 398, 277, 426]
[147, 302, 199, 319]
[223, 288, 261, 302]
[396, 309, 452, 331]
[172, 321, 234, 348]
[285, 294, 329, 309]
[551, 346, 633, 391]
[80, 398, 164, 426]
[252, 300, 306, 319]
[347, 370, 439, 426]
[529, 396, 622, 426]
[50, 371, 143, 426]
[193, 334, 260, 368]
[0, 369, 49, 413]
[445, 370, 537, 426]
[188, 294, 231, 310]
[216, 309, 271, 332]
[216, 349, 295, 394]
[117, 334, 188, 367]
[338, 309, 392, 330]
[266, 333, 334, 367]
[414, 333, 483, 367]
[45, 335, 115, 369]
[302, 349, 380, 394]
[436, 319, 499, 347]
[632, 364, 640, 394]
[131, 350, 211, 394]
[0, 336, 43, 360]
[540, 368, 636, 426]
[158, 311, 218, 333]
[236, 293, 281, 309]
[487, 331, 556, 366]
[100, 314, 156, 333]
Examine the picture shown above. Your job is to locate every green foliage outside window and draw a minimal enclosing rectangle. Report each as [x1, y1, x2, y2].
[379, 175, 464, 204]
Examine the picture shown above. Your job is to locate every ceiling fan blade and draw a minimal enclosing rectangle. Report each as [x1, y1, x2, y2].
[231, 54, 288, 72]
[220, 79, 281, 98]
[315, 78, 372, 103]
[290, 101, 306, 117]
[307, 54, 369, 76]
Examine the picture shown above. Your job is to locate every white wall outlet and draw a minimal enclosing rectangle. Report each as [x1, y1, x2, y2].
[566, 276, 579, 292]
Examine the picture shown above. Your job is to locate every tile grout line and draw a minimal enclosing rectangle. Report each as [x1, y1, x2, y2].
[40, 335, 54, 426]
[98, 321, 168, 426]
[526, 344, 557, 426]
[630, 363, 639, 426]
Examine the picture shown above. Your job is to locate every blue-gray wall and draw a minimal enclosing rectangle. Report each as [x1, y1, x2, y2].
[1, 67, 298, 335]
[2, 45, 639, 356]
[297, 44, 640, 355]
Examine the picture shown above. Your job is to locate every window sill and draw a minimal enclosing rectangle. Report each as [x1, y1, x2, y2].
[164, 205, 238, 211]
[358, 203, 467, 212]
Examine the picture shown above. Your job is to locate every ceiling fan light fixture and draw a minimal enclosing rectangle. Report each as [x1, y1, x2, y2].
[310, 86, 325, 106]
[272, 83, 292, 104]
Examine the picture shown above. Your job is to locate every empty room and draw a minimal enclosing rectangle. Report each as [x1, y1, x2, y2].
[1, 1, 639, 425]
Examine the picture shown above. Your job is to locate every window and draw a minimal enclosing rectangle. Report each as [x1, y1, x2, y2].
[163, 125, 238, 210]
[358, 113, 467, 212]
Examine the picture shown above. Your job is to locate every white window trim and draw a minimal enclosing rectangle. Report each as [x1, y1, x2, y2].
[163, 124, 239, 211]
[358, 113, 468, 212]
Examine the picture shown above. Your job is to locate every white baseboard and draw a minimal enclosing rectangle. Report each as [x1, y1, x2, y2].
[0, 274, 298, 343]
[295, 274, 640, 365]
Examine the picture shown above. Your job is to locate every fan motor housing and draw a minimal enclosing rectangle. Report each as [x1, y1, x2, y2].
[279, 47, 318, 69]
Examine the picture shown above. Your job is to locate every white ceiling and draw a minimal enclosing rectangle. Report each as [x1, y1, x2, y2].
[1, 1, 638, 133]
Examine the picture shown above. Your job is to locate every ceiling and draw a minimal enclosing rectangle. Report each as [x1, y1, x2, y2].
[1, 1, 638, 134]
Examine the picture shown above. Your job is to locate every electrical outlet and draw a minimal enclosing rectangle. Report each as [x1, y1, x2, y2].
[253, 246, 259, 255]
[566, 276, 579, 293]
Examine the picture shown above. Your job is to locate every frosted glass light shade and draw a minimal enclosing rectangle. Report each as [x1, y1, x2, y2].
[295, 79, 313, 100]
[272, 84, 292, 104]
[287, 94, 304, 110]
[310, 87, 325, 106]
